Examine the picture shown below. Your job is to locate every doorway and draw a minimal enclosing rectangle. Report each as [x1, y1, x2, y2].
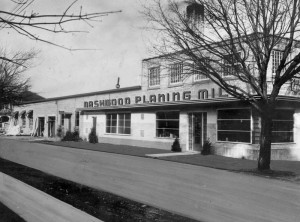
[37, 117, 45, 137]
[92, 117, 97, 133]
[48, 116, 56, 137]
[188, 112, 207, 151]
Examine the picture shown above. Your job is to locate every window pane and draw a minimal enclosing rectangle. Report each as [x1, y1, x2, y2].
[271, 109, 294, 143]
[272, 132, 293, 143]
[218, 131, 250, 143]
[111, 126, 117, 134]
[218, 109, 251, 119]
[156, 111, 180, 138]
[218, 120, 250, 131]
[272, 121, 293, 131]
[273, 110, 294, 120]
[217, 109, 251, 143]
[170, 63, 183, 83]
[124, 127, 131, 134]
[157, 111, 179, 120]
[149, 67, 160, 86]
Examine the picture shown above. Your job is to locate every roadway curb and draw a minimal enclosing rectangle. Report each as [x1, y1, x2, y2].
[0, 172, 102, 222]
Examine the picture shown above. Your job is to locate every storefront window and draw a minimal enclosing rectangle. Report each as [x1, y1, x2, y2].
[272, 110, 294, 143]
[156, 111, 179, 138]
[217, 109, 251, 143]
[106, 113, 131, 134]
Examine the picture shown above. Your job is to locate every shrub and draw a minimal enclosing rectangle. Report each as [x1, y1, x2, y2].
[72, 129, 82, 141]
[201, 139, 212, 155]
[56, 125, 64, 138]
[171, 137, 181, 152]
[62, 131, 73, 141]
[88, 128, 98, 144]
[62, 128, 82, 142]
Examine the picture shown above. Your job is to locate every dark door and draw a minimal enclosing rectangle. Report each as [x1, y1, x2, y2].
[48, 116, 56, 137]
[38, 117, 45, 137]
[92, 117, 97, 132]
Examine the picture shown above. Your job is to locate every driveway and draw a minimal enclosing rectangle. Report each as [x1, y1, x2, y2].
[0, 138, 299, 222]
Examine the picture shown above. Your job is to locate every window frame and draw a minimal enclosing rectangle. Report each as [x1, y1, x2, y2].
[193, 61, 209, 82]
[272, 50, 284, 75]
[106, 113, 131, 135]
[217, 108, 252, 143]
[271, 109, 294, 143]
[148, 66, 160, 87]
[156, 111, 180, 138]
[170, 62, 183, 84]
[222, 52, 242, 77]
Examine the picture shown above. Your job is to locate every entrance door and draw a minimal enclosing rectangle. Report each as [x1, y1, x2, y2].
[188, 112, 207, 151]
[38, 117, 45, 137]
[92, 117, 97, 133]
[48, 116, 56, 137]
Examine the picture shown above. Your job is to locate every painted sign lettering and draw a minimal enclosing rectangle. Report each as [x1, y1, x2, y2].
[83, 87, 228, 108]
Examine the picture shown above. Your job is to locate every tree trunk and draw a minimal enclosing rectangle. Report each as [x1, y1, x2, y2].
[258, 112, 273, 170]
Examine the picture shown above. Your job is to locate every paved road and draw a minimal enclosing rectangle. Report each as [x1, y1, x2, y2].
[0, 138, 299, 222]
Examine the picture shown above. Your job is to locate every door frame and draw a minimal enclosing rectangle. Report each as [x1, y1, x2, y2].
[188, 112, 207, 151]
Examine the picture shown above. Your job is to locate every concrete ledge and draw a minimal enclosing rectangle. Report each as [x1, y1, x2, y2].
[0, 172, 102, 222]
[146, 151, 200, 158]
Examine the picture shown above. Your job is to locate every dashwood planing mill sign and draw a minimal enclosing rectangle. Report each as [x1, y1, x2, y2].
[84, 87, 229, 108]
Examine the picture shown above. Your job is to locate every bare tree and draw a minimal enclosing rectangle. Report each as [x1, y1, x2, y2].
[0, 0, 121, 64]
[143, 0, 300, 170]
[0, 0, 120, 106]
[0, 49, 36, 107]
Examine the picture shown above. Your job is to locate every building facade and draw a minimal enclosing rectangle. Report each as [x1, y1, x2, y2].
[7, 52, 300, 161]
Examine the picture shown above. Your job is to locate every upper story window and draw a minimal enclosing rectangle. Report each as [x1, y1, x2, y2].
[272, 50, 283, 74]
[193, 62, 208, 81]
[170, 63, 183, 84]
[223, 53, 241, 77]
[149, 67, 160, 87]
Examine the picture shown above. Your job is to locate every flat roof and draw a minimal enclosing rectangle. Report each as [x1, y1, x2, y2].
[21, 86, 142, 105]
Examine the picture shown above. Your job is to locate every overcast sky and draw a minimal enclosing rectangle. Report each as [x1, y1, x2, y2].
[1, 0, 152, 98]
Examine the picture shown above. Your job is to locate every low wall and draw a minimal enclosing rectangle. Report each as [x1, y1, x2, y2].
[214, 142, 300, 161]
[0, 172, 102, 222]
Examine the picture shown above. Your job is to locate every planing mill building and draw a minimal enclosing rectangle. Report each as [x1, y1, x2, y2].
[9, 52, 300, 161]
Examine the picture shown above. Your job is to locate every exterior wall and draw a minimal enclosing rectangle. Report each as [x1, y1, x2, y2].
[8, 49, 300, 159]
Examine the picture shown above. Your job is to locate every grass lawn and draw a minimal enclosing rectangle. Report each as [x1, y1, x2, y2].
[34, 139, 300, 184]
[34, 140, 171, 157]
[158, 155, 300, 183]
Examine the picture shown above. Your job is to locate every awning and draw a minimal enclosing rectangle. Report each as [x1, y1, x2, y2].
[27, 110, 33, 117]
[12, 111, 19, 118]
[59, 111, 72, 115]
[20, 110, 26, 116]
